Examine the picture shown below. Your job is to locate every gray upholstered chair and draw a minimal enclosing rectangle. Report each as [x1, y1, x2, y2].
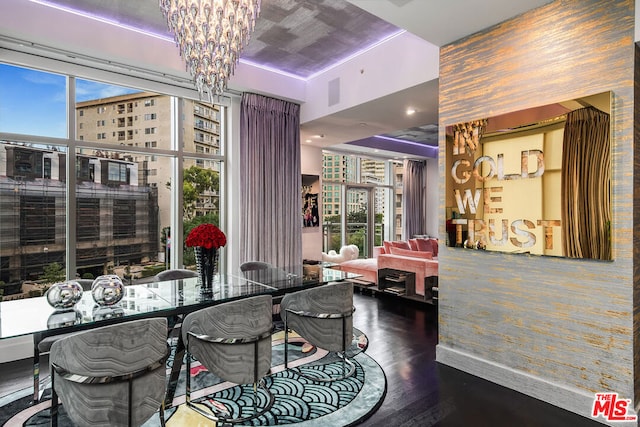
[32, 279, 93, 402]
[153, 269, 198, 347]
[240, 261, 283, 318]
[154, 268, 198, 281]
[182, 295, 274, 424]
[239, 261, 273, 272]
[49, 318, 169, 427]
[280, 281, 356, 382]
[34, 328, 79, 402]
[75, 278, 95, 291]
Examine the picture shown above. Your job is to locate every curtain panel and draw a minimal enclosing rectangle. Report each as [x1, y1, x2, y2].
[560, 106, 611, 260]
[240, 93, 302, 267]
[402, 159, 426, 240]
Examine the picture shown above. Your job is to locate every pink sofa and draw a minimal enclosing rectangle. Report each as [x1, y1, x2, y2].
[338, 239, 439, 296]
[377, 253, 438, 296]
[339, 258, 379, 283]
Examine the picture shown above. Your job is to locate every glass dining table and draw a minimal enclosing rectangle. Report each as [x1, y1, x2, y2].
[0, 264, 358, 405]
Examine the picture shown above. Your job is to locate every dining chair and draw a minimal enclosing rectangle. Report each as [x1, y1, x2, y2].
[32, 279, 93, 402]
[153, 268, 198, 339]
[239, 261, 273, 272]
[49, 318, 169, 427]
[75, 278, 95, 291]
[153, 268, 198, 281]
[182, 294, 274, 424]
[240, 261, 283, 319]
[280, 280, 356, 382]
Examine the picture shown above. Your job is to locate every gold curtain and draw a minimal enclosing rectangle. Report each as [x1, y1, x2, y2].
[561, 106, 611, 260]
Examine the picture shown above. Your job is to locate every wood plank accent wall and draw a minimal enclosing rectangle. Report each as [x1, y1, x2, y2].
[436, 0, 636, 421]
[633, 43, 640, 414]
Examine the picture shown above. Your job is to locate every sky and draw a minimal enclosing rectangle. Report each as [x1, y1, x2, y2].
[0, 63, 141, 139]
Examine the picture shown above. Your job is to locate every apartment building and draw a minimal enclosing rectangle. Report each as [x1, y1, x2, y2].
[0, 143, 158, 284]
[76, 92, 221, 232]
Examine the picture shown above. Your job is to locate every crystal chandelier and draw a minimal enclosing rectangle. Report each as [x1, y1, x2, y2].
[159, 0, 261, 101]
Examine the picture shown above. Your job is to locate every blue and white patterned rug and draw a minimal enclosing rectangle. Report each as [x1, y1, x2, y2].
[0, 331, 386, 426]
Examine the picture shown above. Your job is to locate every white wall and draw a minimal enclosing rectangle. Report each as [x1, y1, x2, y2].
[301, 144, 324, 261]
[425, 157, 439, 237]
[0, 335, 32, 364]
[302, 31, 440, 123]
[636, 0, 640, 41]
[226, 95, 243, 274]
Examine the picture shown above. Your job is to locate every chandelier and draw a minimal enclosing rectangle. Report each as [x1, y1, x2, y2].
[159, 0, 261, 101]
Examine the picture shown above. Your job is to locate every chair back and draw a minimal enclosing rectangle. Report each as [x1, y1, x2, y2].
[154, 268, 198, 281]
[281, 281, 354, 352]
[182, 295, 272, 385]
[240, 261, 273, 272]
[75, 279, 94, 291]
[50, 318, 168, 427]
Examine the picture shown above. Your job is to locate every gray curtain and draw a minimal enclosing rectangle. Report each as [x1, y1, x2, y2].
[402, 159, 426, 239]
[240, 93, 302, 266]
[561, 106, 611, 260]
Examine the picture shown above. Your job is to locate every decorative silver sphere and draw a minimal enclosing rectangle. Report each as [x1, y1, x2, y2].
[91, 274, 124, 306]
[45, 281, 83, 309]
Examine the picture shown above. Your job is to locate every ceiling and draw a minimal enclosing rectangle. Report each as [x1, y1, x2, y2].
[30, 0, 552, 158]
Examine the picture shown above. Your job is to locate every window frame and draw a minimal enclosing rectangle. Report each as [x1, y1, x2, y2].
[0, 59, 228, 284]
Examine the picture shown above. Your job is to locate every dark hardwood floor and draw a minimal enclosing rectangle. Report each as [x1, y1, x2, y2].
[350, 292, 602, 427]
[0, 292, 603, 426]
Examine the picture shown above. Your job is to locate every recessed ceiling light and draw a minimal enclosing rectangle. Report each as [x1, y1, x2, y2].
[406, 108, 416, 115]
[305, 139, 312, 143]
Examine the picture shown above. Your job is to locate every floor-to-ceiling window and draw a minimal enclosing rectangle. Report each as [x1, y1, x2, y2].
[322, 152, 399, 257]
[0, 63, 225, 300]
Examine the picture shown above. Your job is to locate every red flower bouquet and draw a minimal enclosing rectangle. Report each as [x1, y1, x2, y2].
[185, 223, 227, 249]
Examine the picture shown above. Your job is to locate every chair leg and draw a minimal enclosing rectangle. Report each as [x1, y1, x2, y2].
[293, 351, 356, 383]
[336, 351, 357, 380]
[166, 336, 186, 408]
[50, 369, 58, 427]
[159, 400, 166, 427]
[128, 379, 133, 427]
[253, 382, 258, 417]
[33, 346, 40, 402]
[185, 342, 275, 424]
[185, 350, 192, 408]
[186, 380, 273, 424]
[287, 316, 356, 382]
[284, 319, 289, 369]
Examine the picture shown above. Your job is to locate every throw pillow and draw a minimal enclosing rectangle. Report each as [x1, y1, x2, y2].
[340, 245, 359, 261]
[373, 246, 385, 258]
[414, 238, 434, 253]
[390, 240, 411, 250]
[382, 240, 392, 254]
[430, 238, 439, 257]
[389, 246, 433, 259]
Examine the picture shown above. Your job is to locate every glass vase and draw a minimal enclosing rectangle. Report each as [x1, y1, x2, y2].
[194, 246, 219, 296]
